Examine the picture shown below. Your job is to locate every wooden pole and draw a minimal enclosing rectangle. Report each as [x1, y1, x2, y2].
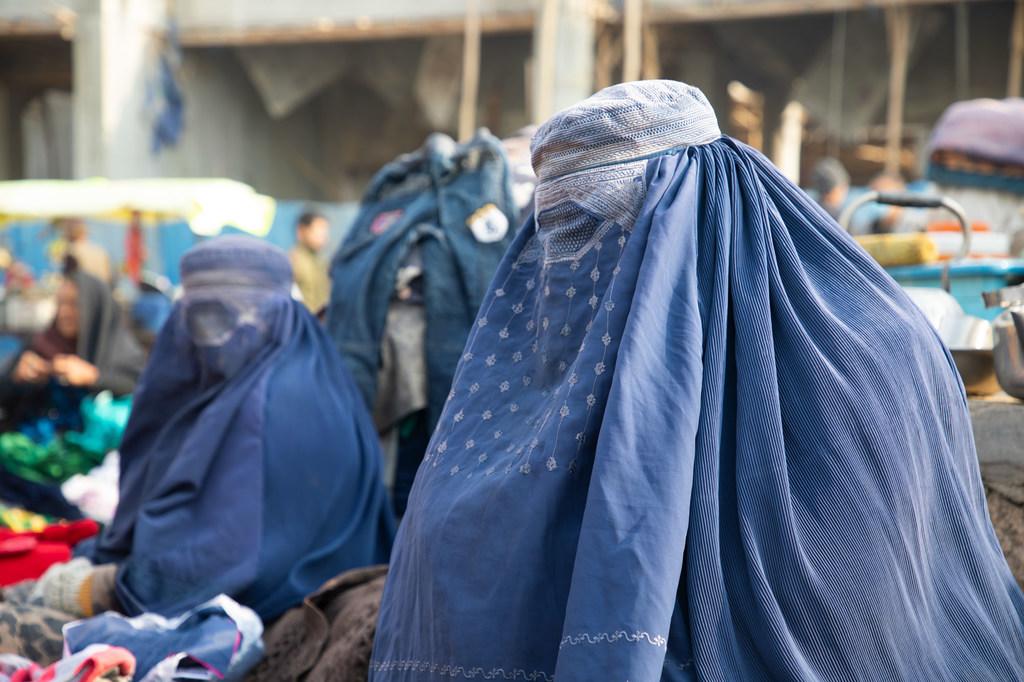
[884, 5, 910, 176]
[533, 0, 559, 122]
[1009, 0, 1024, 98]
[458, 0, 481, 141]
[955, 1, 969, 101]
[827, 11, 846, 158]
[594, 27, 616, 91]
[642, 23, 660, 80]
[623, 0, 642, 82]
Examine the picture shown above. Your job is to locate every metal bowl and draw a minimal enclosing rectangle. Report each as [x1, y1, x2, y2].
[903, 287, 1000, 395]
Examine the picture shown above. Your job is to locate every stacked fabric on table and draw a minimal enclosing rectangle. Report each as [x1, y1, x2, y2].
[327, 130, 518, 515]
[927, 98, 1024, 236]
[0, 393, 130, 524]
[928, 97, 1024, 194]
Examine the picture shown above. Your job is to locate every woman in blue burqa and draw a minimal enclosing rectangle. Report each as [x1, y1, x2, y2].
[8, 236, 395, 642]
[370, 82, 1024, 681]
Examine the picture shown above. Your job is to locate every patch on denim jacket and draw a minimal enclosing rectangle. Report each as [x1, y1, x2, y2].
[370, 209, 404, 235]
[466, 204, 509, 244]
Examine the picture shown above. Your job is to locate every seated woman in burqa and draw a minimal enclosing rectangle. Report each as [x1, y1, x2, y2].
[0, 236, 395, 662]
[369, 81, 1024, 681]
[0, 262, 145, 434]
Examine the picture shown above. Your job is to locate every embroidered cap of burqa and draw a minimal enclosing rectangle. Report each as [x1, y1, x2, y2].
[370, 81, 1024, 681]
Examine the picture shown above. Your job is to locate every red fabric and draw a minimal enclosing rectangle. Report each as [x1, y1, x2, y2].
[34, 519, 100, 546]
[37, 646, 136, 682]
[0, 539, 70, 586]
[124, 216, 145, 284]
[0, 520, 99, 586]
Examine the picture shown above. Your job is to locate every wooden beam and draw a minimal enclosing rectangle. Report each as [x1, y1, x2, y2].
[1010, 0, 1024, 98]
[459, 0, 482, 141]
[178, 12, 534, 46]
[884, 5, 910, 176]
[623, 0, 643, 82]
[646, 0, 992, 24]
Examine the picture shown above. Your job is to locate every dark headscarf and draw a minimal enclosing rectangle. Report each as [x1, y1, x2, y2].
[30, 270, 146, 395]
[88, 236, 395, 620]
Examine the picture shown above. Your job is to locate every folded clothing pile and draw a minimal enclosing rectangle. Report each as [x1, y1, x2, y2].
[927, 98, 1024, 196]
[63, 595, 263, 682]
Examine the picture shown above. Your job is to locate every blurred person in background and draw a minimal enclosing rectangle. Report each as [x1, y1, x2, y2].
[0, 261, 145, 432]
[845, 172, 910, 236]
[810, 157, 850, 220]
[290, 210, 331, 313]
[57, 219, 112, 286]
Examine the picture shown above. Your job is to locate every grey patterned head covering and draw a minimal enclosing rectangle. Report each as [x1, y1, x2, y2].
[530, 80, 721, 183]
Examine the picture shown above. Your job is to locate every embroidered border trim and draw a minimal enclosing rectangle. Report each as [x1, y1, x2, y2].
[559, 630, 668, 650]
[369, 660, 554, 681]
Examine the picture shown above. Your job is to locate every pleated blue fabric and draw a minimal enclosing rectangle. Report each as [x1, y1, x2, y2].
[370, 82, 1024, 681]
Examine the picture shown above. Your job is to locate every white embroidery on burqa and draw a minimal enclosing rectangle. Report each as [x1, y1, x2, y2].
[422, 160, 645, 480]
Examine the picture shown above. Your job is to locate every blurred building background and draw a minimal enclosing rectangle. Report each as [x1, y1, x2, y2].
[0, 0, 1019, 201]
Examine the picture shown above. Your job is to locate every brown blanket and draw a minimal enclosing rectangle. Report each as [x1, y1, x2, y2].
[246, 565, 388, 682]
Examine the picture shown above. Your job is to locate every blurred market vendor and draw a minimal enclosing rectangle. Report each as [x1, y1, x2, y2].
[0, 237, 395, 658]
[56, 219, 112, 285]
[289, 210, 331, 313]
[810, 156, 850, 220]
[0, 263, 145, 433]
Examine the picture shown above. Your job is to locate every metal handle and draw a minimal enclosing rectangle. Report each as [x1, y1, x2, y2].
[983, 284, 1024, 309]
[838, 190, 972, 261]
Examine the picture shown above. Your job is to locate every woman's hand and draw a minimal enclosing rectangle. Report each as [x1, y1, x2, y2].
[52, 354, 100, 387]
[12, 350, 51, 383]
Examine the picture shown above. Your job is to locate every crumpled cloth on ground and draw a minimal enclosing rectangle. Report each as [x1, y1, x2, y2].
[63, 595, 263, 682]
[0, 645, 134, 682]
[0, 522, 99, 587]
[60, 455, 118, 526]
[246, 565, 386, 682]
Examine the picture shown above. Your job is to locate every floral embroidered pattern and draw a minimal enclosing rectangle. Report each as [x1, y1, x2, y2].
[559, 630, 668, 650]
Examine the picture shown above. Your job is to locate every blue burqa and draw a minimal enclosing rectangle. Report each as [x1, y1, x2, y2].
[87, 236, 395, 620]
[370, 82, 1024, 681]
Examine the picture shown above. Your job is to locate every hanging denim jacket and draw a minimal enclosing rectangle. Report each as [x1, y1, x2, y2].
[327, 130, 517, 430]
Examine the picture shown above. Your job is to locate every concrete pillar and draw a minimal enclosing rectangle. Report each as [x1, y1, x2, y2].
[532, 0, 596, 123]
[73, 0, 167, 178]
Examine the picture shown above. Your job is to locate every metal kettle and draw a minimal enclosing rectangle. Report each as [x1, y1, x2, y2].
[984, 285, 1024, 399]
